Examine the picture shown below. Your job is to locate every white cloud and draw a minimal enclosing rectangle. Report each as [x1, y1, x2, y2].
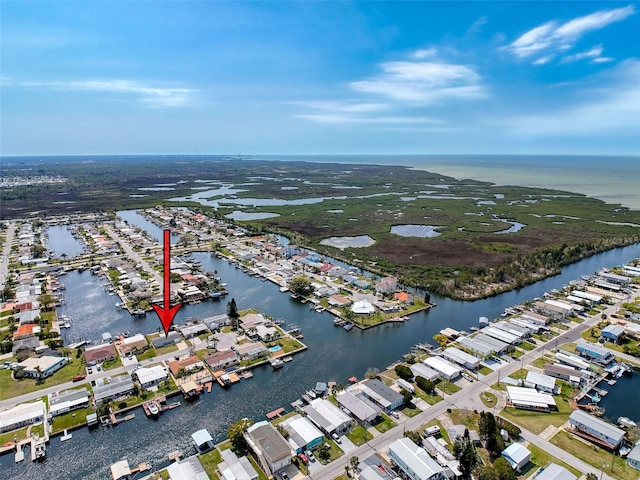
[3, 78, 198, 107]
[292, 100, 441, 125]
[413, 48, 437, 59]
[350, 60, 485, 103]
[562, 44, 614, 64]
[506, 5, 635, 62]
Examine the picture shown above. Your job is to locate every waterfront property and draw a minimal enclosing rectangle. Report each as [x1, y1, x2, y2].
[303, 398, 353, 435]
[360, 378, 404, 411]
[524, 371, 558, 394]
[218, 449, 259, 480]
[93, 374, 135, 405]
[133, 364, 169, 390]
[0, 400, 45, 433]
[191, 428, 215, 453]
[336, 390, 381, 423]
[84, 343, 118, 366]
[281, 414, 324, 453]
[245, 421, 294, 476]
[575, 340, 615, 365]
[627, 444, 640, 471]
[409, 363, 440, 382]
[168, 455, 210, 480]
[568, 409, 626, 449]
[387, 437, 446, 480]
[49, 388, 90, 416]
[506, 386, 557, 412]
[422, 356, 461, 381]
[441, 347, 480, 370]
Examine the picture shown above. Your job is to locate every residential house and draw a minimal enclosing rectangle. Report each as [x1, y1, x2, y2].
[84, 344, 118, 366]
[245, 421, 294, 475]
[388, 437, 446, 480]
[501, 443, 531, 472]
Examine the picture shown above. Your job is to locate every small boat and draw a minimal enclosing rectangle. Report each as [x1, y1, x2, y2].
[270, 358, 284, 369]
[343, 323, 354, 331]
[618, 416, 637, 428]
[148, 402, 160, 416]
[619, 445, 632, 456]
[34, 440, 46, 461]
[61, 429, 73, 442]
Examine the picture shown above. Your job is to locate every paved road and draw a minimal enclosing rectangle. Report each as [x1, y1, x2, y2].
[0, 222, 16, 290]
[311, 300, 629, 480]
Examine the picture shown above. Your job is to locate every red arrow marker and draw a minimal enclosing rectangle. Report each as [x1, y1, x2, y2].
[153, 229, 182, 336]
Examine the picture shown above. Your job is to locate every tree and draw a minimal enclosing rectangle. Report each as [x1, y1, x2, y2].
[349, 456, 359, 475]
[289, 275, 313, 296]
[394, 364, 413, 380]
[433, 334, 448, 348]
[365, 367, 380, 379]
[585, 474, 598, 480]
[401, 389, 413, 406]
[38, 293, 56, 312]
[227, 298, 239, 330]
[493, 457, 517, 480]
[477, 466, 500, 480]
[453, 430, 477, 479]
[416, 376, 435, 395]
[316, 443, 331, 462]
[227, 418, 253, 453]
[404, 429, 421, 444]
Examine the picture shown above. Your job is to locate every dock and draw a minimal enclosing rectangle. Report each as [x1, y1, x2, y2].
[266, 407, 285, 419]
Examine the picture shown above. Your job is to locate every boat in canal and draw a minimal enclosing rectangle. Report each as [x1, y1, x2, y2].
[270, 358, 284, 369]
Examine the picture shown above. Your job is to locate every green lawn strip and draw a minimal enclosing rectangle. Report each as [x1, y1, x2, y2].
[436, 379, 461, 395]
[527, 443, 582, 479]
[550, 431, 636, 480]
[271, 410, 298, 425]
[112, 379, 178, 412]
[478, 366, 492, 375]
[400, 403, 421, 417]
[155, 344, 179, 356]
[248, 455, 270, 480]
[265, 336, 303, 354]
[346, 424, 373, 446]
[198, 448, 222, 480]
[136, 348, 158, 361]
[448, 409, 480, 430]
[414, 384, 442, 405]
[51, 406, 95, 435]
[520, 342, 535, 351]
[372, 413, 395, 433]
[480, 391, 498, 409]
[102, 357, 122, 371]
[0, 357, 86, 401]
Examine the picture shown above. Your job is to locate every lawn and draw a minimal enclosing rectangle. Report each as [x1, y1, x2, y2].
[480, 391, 498, 409]
[372, 413, 395, 433]
[103, 357, 122, 371]
[550, 431, 637, 480]
[198, 448, 222, 480]
[346, 424, 373, 446]
[448, 409, 480, 430]
[317, 438, 344, 465]
[526, 443, 582, 479]
[400, 403, 421, 418]
[436, 379, 461, 395]
[112, 379, 178, 411]
[51, 406, 95, 434]
[0, 424, 44, 444]
[413, 384, 442, 406]
[137, 348, 158, 361]
[0, 357, 87, 401]
[499, 390, 575, 435]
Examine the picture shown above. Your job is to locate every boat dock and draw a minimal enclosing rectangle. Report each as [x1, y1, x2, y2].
[266, 407, 286, 419]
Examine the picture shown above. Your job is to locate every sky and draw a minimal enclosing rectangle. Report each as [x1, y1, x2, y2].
[1, 1, 639, 156]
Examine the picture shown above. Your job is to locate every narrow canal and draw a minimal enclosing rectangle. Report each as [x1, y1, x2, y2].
[3, 212, 640, 479]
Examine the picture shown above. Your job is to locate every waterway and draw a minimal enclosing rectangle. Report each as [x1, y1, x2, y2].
[45, 226, 85, 259]
[2, 215, 640, 479]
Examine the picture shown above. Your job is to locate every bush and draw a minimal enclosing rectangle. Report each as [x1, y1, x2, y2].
[496, 417, 521, 438]
[394, 364, 413, 381]
[416, 376, 435, 394]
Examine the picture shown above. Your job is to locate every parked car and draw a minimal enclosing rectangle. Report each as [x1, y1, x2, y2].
[331, 432, 341, 444]
[298, 453, 309, 465]
[280, 472, 289, 480]
[72, 375, 87, 382]
[390, 410, 400, 419]
[305, 450, 315, 462]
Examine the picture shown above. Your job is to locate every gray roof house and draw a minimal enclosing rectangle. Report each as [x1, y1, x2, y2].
[569, 410, 625, 449]
[361, 378, 404, 410]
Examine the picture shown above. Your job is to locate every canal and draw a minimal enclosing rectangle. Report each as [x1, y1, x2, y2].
[2, 213, 640, 479]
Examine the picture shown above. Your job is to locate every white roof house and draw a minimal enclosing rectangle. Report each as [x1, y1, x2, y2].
[351, 300, 375, 315]
[501, 443, 531, 472]
[0, 400, 45, 434]
[337, 390, 380, 423]
[525, 371, 557, 393]
[534, 463, 577, 480]
[282, 415, 324, 453]
[192, 428, 214, 453]
[569, 410, 625, 449]
[570, 290, 602, 303]
[388, 437, 445, 480]
[135, 364, 169, 388]
[506, 386, 556, 411]
[423, 356, 461, 381]
[410, 363, 440, 382]
[168, 455, 210, 480]
[218, 449, 258, 480]
[48, 388, 90, 416]
[482, 326, 521, 344]
[303, 398, 352, 434]
[441, 347, 480, 369]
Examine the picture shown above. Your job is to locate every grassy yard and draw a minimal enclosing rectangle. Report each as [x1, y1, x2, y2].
[550, 431, 637, 480]
[436, 379, 461, 395]
[137, 348, 158, 361]
[372, 414, 395, 433]
[478, 366, 493, 375]
[102, 357, 122, 371]
[51, 406, 95, 434]
[499, 388, 576, 435]
[0, 357, 87, 401]
[413, 384, 443, 405]
[317, 438, 344, 465]
[526, 443, 582, 479]
[0, 424, 44, 444]
[112, 379, 178, 411]
[400, 403, 421, 417]
[480, 391, 498, 409]
[198, 448, 222, 480]
[346, 424, 373, 446]
[449, 409, 480, 430]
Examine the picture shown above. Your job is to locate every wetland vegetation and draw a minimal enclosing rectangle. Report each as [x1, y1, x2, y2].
[3, 156, 639, 299]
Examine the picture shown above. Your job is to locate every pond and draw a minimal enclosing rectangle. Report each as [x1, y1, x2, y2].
[319, 235, 376, 249]
[390, 225, 443, 238]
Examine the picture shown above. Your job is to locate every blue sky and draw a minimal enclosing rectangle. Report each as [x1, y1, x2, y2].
[1, 1, 639, 156]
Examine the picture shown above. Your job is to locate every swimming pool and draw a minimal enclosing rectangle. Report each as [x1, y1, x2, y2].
[268, 345, 282, 352]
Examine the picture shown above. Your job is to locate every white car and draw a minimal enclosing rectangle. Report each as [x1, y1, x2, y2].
[331, 432, 342, 444]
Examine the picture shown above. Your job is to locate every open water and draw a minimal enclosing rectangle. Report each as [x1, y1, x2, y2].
[2, 212, 640, 479]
